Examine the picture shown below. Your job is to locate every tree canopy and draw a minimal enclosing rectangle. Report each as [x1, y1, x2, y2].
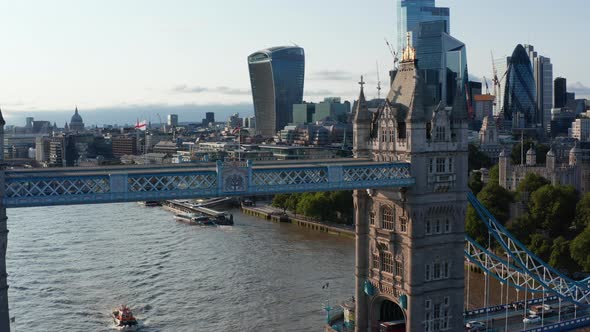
[465, 183, 513, 244]
[516, 173, 550, 195]
[575, 192, 590, 231]
[468, 144, 493, 171]
[529, 185, 578, 238]
[571, 226, 590, 273]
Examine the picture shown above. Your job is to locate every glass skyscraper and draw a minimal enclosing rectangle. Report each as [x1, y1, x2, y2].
[503, 44, 537, 127]
[524, 44, 553, 133]
[415, 20, 468, 106]
[397, 0, 450, 52]
[248, 46, 305, 136]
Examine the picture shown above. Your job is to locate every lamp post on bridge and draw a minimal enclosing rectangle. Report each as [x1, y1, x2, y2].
[0, 107, 10, 331]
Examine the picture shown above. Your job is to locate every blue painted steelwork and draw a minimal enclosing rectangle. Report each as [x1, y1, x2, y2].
[522, 316, 590, 332]
[3, 160, 414, 208]
[466, 192, 590, 307]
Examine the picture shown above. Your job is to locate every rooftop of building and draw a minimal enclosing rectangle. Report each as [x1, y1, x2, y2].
[474, 94, 496, 102]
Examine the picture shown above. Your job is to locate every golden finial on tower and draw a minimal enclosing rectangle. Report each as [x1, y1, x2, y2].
[401, 32, 416, 62]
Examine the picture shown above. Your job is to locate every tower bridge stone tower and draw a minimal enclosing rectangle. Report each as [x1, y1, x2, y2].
[353, 42, 468, 331]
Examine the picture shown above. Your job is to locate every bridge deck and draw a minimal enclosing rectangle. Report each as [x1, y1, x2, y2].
[3, 159, 414, 208]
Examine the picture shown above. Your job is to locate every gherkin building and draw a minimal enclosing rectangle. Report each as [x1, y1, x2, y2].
[503, 44, 537, 125]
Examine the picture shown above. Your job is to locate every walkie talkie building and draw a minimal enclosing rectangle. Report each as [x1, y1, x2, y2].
[248, 46, 305, 137]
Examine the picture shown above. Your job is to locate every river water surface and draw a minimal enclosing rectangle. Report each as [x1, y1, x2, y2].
[7, 203, 355, 331]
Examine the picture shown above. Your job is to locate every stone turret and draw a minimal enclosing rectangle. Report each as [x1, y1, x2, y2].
[546, 149, 556, 170]
[526, 147, 536, 166]
[353, 76, 371, 159]
[570, 143, 581, 166]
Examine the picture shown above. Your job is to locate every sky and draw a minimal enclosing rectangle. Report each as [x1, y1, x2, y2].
[1, 0, 589, 125]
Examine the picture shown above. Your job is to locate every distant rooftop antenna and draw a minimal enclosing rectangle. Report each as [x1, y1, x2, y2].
[376, 61, 382, 99]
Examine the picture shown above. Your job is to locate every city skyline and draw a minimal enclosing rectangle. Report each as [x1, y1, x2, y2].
[1, 0, 589, 125]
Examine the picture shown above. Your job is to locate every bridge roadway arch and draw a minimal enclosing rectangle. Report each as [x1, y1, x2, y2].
[0, 158, 414, 331]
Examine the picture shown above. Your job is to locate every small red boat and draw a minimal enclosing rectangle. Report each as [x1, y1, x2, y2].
[112, 305, 138, 329]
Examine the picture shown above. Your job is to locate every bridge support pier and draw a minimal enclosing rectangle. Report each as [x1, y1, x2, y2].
[354, 189, 369, 332]
[0, 203, 8, 332]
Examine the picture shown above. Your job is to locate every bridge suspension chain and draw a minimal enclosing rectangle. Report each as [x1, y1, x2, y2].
[466, 192, 590, 306]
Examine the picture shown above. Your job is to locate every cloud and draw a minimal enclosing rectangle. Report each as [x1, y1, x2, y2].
[215, 86, 251, 95]
[310, 70, 354, 81]
[304, 89, 339, 97]
[468, 73, 485, 83]
[568, 82, 590, 96]
[172, 85, 250, 95]
[173, 84, 209, 93]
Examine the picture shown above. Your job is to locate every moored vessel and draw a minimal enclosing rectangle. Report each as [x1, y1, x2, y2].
[174, 213, 197, 223]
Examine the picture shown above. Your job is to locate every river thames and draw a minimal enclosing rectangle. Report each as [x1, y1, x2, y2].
[7, 203, 355, 331]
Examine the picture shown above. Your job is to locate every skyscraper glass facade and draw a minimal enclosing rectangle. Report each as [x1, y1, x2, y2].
[503, 44, 537, 126]
[524, 44, 553, 132]
[397, 0, 450, 51]
[248, 46, 305, 136]
[416, 20, 468, 106]
[554, 77, 567, 108]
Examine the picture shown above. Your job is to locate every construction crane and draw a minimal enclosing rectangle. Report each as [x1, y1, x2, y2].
[376, 61, 382, 99]
[385, 38, 399, 69]
[490, 51, 509, 109]
[156, 113, 164, 132]
[483, 76, 490, 95]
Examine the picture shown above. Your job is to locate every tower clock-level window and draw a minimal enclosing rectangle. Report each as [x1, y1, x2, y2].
[381, 206, 395, 231]
[381, 127, 386, 142]
[381, 251, 394, 274]
[389, 127, 395, 142]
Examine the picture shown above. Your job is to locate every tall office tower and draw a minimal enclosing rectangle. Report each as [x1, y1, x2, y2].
[554, 77, 567, 108]
[397, 0, 450, 52]
[205, 112, 215, 125]
[248, 46, 305, 136]
[167, 114, 178, 127]
[415, 20, 468, 106]
[503, 44, 537, 128]
[524, 45, 553, 133]
[492, 56, 509, 116]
